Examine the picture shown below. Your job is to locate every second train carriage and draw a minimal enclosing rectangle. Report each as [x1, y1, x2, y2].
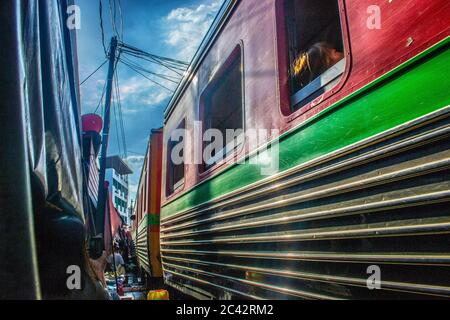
[134, 0, 450, 299]
[133, 129, 164, 286]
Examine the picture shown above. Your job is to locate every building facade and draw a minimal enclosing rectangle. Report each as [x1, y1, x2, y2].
[105, 156, 133, 225]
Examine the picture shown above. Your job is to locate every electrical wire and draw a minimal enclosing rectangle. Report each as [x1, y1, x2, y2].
[80, 60, 108, 86]
[120, 42, 189, 67]
[94, 81, 107, 114]
[119, 59, 175, 93]
[112, 92, 123, 157]
[121, 55, 182, 79]
[121, 49, 185, 77]
[99, 0, 107, 55]
[121, 48, 188, 71]
[94, 57, 119, 114]
[127, 151, 145, 156]
[119, 42, 189, 77]
[114, 68, 127, 158]
[117, 0, 124, 40]
[109, 0, 119, 40]
[120, 56, 181, 84]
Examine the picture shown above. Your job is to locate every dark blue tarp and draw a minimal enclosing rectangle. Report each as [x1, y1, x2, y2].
[22, 0, 84, 217]
[0, 0, 87, 299]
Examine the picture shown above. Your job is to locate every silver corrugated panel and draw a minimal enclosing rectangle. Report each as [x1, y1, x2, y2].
[136, 222, 150, 274]
[161, 107, 450, 299]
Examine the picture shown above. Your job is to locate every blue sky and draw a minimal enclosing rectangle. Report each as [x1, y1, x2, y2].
[77, 0, 224, 199]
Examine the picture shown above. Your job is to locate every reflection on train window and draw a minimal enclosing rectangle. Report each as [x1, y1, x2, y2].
[166, 120, 185, 196]
[285, 0, 346, 110]
[200, 45, 244, 171]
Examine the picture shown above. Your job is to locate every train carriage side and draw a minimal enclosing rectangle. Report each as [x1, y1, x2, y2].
[134, 129, 164, 285]
[160, 0, 450, 299]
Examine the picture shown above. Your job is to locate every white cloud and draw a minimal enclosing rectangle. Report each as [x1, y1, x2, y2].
[126, 155, 146, 168]
[165, 0, 223, 61]
[125, 155, 146, 201]
[117, 76, 173, 113]
[129, 184, 138, 198]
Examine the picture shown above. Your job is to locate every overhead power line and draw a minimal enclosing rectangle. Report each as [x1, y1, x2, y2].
[80, 60, 108, 86]
[94, 81, 107, 115]
[99, 0, 107, 55]
[120, 56, 181, 84]
[94, 56, 119, 114]
[121, 49, 185, 77]
[114, 68, 127, 158]
[120, 42, 189, 67]
[119, 59, 175, 93]
[118, 0, 124, 40]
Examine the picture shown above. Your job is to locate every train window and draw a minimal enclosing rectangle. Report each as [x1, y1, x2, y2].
[166, 120, 185, 196]
[200, 45, 244, 171]
[285, 0, 346, 110]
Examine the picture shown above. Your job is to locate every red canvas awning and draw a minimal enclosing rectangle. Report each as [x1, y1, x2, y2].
[104, 187, 123, 255]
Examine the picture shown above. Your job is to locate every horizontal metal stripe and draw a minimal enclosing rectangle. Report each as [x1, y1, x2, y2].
[161, 190, 450, 240]
[137, 258, 149, 265]
[137, 256, 149, 262]
[137, 256, 150, 264]
[162, 122, 450, 231]
[163, 256, 450, 297]
[164, 269, 264, 300]
[161, 249, 450, 266]
[137, 261, 149, 268]
[137, 228, 147, 235]
[162, 106, 450, 223]
[139, 264, 150, 271]
[161, 217, 450, 246]
[163, 156, 450, 233]
[163, 262, 338, 300]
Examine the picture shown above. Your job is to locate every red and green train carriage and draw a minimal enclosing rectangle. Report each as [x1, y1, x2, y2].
[133, 129, 164, 287]
[134, 0, 450, 299]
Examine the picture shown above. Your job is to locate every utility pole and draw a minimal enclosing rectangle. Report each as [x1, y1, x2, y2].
[96, 37, 119, 243]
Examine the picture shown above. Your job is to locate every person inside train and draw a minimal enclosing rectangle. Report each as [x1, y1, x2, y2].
[291, 42, 344, 86]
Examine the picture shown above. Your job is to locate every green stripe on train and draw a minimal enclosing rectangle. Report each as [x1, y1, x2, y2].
[138, 214, 160, 232]
[161, 39, 450, 219]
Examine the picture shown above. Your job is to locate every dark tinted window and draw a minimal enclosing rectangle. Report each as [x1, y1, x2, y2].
[201, 45, 244, 169]
[167, 120, 185, 195]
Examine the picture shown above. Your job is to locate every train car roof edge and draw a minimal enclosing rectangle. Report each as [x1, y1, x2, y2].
[163, 0, 239, 122]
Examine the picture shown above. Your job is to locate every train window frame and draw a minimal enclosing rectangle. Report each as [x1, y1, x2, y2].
[166, 119, 186, 197]
[198, 43, 245, 175]
[275, 0, 351, 119]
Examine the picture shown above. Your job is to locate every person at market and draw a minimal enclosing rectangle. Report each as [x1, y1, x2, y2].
[107, 246, 126, 275]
